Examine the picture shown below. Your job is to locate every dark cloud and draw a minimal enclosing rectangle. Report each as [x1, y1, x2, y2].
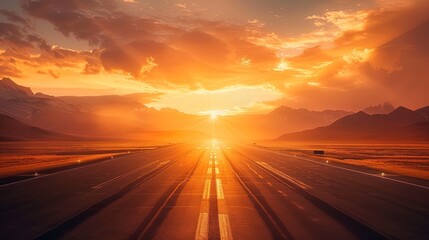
[0, 57, 22, 78]
[82, 53, 102, 75]
[0, 22, 33, 48]
[0, 9, 30, 26]
[19, 0, 278, 90]
[0, 18, 100, 78]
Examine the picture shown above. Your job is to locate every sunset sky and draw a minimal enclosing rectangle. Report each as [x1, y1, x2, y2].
[1, 0, 428, 115]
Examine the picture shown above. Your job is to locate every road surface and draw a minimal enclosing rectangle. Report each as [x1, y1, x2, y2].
[0, 141, 428, 239]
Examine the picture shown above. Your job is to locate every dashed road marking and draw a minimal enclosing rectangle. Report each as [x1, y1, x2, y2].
[195, 213, 209, 240]
[216, 179, 225, 199]
[218, 214, 233, 240]
[203, 180, 211, 199]
[196, 147, 232, 240]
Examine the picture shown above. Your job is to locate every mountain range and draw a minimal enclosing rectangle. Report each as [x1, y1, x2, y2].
[220, 106, 352, 139]
[278, 106, 429, 142]
[0, 113, 75, 141]
[2, 78, 427, 142]
[0, 78, 353, 141]
[0, 78, 152, 138]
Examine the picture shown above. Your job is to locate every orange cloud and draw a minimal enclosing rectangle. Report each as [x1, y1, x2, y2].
[0, 0, 427, 114]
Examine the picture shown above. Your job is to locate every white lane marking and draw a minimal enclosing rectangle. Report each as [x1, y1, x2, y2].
[207, 168, 212, 174]
[216, 178, 225, 199]
[203, 180, 211, 199]
[255, 161, 311, 189]
[92, 161, 164, 189]
[195, 213, 209, 240]
[218, 214, 233, 240]
[215, 168, 220, 175]
[0, 152, 140, 188]
[280, 153, 429, 190]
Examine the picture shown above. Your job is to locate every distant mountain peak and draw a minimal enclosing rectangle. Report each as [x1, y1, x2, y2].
[34, 92, 54, 98]
[363, 102, 395, 115]
[278, 104, 429, 142]
[269, 105, 292, 114]
[355, 111, 370, 116]
[390, 106, 413, 115]
[1, 77, 14, 84]
[0, 77, 34, 99]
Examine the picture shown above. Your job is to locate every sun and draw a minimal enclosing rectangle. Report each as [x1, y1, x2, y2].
[210, 112, 218, 120]
[203, 110, 224, 119]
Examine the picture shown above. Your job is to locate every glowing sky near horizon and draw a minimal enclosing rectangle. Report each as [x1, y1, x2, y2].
[0, 0, 428, 114]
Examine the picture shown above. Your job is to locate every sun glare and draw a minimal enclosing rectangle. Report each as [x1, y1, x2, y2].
[210, 112, 218, 120]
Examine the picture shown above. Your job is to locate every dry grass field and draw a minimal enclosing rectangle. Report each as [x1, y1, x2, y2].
[0, 141, 161, 178]
[261, 142, 429, 180]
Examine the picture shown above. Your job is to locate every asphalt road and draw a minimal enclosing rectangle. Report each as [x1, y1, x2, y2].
[0, 141, 428, 240]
